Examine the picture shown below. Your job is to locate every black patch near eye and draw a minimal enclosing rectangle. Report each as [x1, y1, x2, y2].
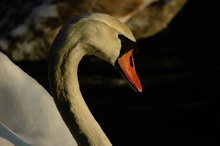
[118, 34, 138, 57]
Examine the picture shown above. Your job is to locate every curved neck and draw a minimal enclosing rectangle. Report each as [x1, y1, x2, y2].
[48, 42, 112, 146]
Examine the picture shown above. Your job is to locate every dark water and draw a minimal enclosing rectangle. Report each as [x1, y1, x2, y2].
[16, 1, 220, 146]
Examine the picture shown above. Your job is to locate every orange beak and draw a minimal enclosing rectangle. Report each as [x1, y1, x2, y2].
[116, 49, 142, 93]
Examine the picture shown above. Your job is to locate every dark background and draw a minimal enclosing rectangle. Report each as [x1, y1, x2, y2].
[16, 0, 220, 145]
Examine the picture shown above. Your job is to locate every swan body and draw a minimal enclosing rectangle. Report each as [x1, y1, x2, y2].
[0, 13, 142, 146]
[0, 52, 76, 145]
[0, 123, 31, 146]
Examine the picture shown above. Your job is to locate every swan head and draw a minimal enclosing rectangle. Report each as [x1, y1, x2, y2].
[54, 13, 142, 93]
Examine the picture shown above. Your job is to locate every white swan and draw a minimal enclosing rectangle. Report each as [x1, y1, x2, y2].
[0, 13, 142, 146]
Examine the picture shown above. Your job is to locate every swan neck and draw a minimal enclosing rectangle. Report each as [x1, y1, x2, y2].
[48, 44, 112, 146]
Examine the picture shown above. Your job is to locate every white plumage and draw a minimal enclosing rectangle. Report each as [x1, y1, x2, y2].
[0, 52, 76, 145]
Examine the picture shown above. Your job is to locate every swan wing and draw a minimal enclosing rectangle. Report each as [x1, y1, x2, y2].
[0, 52, 76, 145]
[0, 123, 31, 146]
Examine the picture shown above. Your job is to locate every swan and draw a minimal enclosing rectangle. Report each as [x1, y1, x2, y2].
[0, 0, 187, 61]
[0, 13, 142, 146]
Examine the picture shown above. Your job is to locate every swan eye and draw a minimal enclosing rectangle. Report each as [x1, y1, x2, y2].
[118, 34, 138, 57]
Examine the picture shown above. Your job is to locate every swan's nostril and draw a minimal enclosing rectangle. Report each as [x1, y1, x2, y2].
[130, 55, 133, 68]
